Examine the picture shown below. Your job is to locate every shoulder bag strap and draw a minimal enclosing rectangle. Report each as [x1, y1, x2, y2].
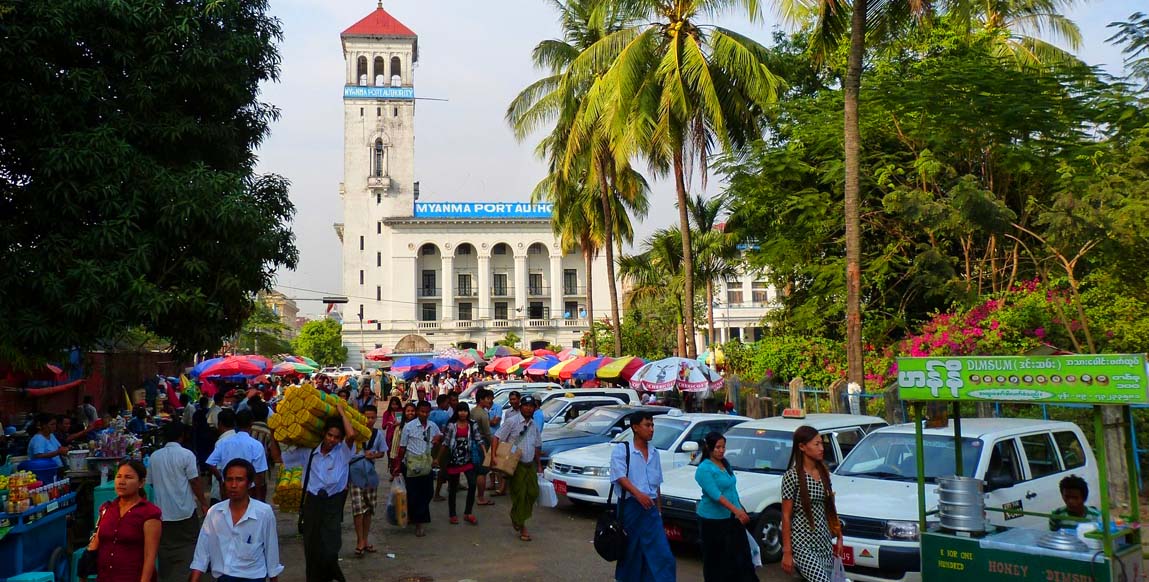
[606, 442, 632, 508]
[299, 448, 317, 513]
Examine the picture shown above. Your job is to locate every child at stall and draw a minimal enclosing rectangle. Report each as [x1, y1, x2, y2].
[1049, 474, 1101, 531]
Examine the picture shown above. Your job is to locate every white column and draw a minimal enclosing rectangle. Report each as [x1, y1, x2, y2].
[478, 255, 491, 320]
[549, 254, 563, 320]
[514, 254, 528, 317]
[441, 255, 454, 320]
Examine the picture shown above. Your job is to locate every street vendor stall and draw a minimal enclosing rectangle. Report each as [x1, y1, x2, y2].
[897, 354, 1146, 582]
[0, 469, 77, 582]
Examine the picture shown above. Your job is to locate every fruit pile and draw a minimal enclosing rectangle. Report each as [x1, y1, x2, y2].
[268, 383, 370, 448]
[272, 467, 304, 511]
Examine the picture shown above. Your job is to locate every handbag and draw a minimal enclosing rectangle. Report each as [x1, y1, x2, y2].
[405, 425, 433, 478]
[593, 442, 630, 562]
[78, 503, 109, 578]
[488, 418, 532, 475]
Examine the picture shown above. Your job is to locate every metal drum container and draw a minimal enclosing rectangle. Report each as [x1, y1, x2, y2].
[937, 475, 987, 532]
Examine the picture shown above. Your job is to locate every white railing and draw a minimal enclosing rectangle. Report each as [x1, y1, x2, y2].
[449, 320, 475, 329]
[527, 319, 551, 328]
[416, 321, 440, 330]
[561, 318, 587, 327]
[490, 320, 511, 329]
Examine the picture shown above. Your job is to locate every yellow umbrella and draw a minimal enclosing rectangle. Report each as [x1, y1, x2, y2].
[507, 356, 538, 374]
[596, 356, 637, 379]
[547, 358, 580, 378]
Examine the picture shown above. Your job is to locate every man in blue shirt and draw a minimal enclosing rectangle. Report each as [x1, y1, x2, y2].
[609, 412, 676, 582]
[302, 401, 356, 582]
[205, 410, 269, 500]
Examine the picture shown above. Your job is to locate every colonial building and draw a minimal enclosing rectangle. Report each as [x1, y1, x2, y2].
[258, 290, 301, 338]
[335, 5, 611, 365]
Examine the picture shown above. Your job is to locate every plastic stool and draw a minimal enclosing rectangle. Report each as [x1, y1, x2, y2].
[71, 548, 95, 582]
[8, 573, 55, 582]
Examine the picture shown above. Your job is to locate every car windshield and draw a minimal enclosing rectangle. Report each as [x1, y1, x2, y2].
[610, 417, 689, 450]
[540, 398, 567, 422]
[565, 408, 624, 434]
[493, 388, 546, 410]
[836, 433, 982, 482]
[695, 428, 797, 473]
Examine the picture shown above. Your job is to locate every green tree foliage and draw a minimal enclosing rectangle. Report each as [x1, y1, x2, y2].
[722, 24, 1149, 346]
[497, 332, 522, 348]
[235, 303, 292, 357]
[292, 319, 347, 367]
[0, 0, 298, 366]
[584, 296, 678, 359]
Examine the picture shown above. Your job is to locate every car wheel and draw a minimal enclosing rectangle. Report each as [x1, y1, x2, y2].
[753, 507, 784, 563]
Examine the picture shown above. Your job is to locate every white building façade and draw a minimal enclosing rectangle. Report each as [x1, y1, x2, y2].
[335, 5, 612, 365]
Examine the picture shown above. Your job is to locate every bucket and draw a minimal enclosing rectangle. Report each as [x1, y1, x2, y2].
[67, 450, 89, 472]
[937, 475, 986, 532]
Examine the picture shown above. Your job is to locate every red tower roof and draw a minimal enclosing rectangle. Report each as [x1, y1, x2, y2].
[341, 5, 416, 38]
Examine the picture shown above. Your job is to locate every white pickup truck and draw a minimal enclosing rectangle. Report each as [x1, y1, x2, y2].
[832, 418, 1099, 582]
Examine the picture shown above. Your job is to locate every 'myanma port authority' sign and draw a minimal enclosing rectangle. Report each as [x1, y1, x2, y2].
[896, 354, 1149, 404]
[413, 202, 553, 220]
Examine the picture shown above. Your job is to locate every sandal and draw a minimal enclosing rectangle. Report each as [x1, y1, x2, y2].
[449, 516, 459, 524]
[476, 499, 496, 506]
[519, 533, 533, 542]
[464, 514, 478, 525]
[354, 547, 365, 557]
[364, 545, 377, 553]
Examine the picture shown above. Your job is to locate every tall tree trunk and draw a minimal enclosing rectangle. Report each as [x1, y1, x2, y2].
[584, 247, 596, 355]
[706, 280, 716, 348]
[673, 149, 698, 358]
[843, 0, 867, 395]
[675, 297, 686, 357]
[597, 164, 623, 357]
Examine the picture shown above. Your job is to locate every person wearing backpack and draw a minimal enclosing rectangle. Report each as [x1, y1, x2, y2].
[349, 405, 388, 556]
[610, 412, 676, 582]
[394, 400, 442, 537]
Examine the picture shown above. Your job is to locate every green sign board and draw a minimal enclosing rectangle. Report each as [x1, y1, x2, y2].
[896, 354, 1149, 404]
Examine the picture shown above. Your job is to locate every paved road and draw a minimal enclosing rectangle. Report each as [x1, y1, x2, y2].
[274, 479, 791, 581]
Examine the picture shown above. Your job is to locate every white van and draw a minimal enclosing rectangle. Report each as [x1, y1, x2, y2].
[833, 418, 1099, 582]
[659, 413, 888, 561]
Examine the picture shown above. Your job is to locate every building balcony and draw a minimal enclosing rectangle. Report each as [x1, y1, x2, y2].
[367, 175, 392, 191]
[345, 317, 591, 334]
[416, 321, 440, 330]
[562, 285, 586, 296]
[454, 287, 478, 298]
[417, 287, 441, 298]
[560, 318, 588, 328]
[491, 287, 511, 298]
[528, 286, 549, 298]
[489, 319, 512, 329]
[526, 318, 552, 329]
[446, 320, 477, 330]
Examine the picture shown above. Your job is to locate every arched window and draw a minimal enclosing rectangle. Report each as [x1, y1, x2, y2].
[373, 139, 385, 178]
[390, 56, 402, 87]
[373, 56, 385, 86]
[356, 56, 368, 86]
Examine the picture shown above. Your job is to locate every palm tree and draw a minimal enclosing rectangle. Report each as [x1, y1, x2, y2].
[803, 0, 1082, 388]
[620, 227, 688, 355]
[688, 195, 741, 347]
[508, 0, 649, 357]
[570, 0, 783, 358]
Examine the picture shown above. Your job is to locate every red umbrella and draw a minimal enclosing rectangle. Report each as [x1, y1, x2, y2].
[200, 356, 264, 378]
[533, 348, 556, 357]
[365, 347, 392, 361]
[242, 354, 273, 372]
[486, 356, 522, 374]
[558, 356, 597, 381]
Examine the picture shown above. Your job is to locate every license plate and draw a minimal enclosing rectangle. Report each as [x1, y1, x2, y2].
[841, 546, 856, 566]
[664, 524, 683, 541]
[553, 480, 567, 496]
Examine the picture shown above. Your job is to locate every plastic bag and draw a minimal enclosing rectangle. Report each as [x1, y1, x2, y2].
[830, 556, 849, 582]
[536, 476, 558, 508]
[745, 530, 762, 568]
[386, 476, 408, 527]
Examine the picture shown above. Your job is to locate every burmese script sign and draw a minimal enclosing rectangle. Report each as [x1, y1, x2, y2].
[413, 202, 553, 219]
[896, 355, 1149, 404]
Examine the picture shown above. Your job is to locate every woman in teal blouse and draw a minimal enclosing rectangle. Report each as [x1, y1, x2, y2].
[694, 431, 759, 581]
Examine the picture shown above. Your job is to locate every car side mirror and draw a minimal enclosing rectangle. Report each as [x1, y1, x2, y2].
[985, 474, 1013, 492]
[681, 441, 699, 453]
[609, 427, 622, 436]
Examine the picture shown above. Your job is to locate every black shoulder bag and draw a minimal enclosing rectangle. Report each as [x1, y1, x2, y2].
[297, 448, 317, 535]
[78, 503, 109, 578]
[593, 441, 630, 562]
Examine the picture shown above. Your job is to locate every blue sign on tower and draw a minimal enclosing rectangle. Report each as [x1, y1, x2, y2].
[343, 86, 415, 100]
[413, 202, 554, 219]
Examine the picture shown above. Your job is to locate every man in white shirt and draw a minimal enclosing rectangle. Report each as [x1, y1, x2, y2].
[190, 458, 283, 582]
[490, 395, 543, 541]
[206, 410, 268, 499]
[302, 401, 357, 582]
[150, 423, 208, 582]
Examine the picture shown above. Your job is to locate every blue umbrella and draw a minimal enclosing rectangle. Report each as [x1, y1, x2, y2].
[571, 357, 612, 382]
[392, 356, 432, 376]
[429, 357, 467, 373]
[524, 355, 560, 376]
[190, 357, 225, 378]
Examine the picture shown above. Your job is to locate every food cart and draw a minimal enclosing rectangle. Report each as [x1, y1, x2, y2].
[0, 475, 77, 582]
[897, 354, 1146, 581]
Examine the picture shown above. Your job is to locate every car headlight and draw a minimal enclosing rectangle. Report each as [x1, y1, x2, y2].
[583, 466, 611, 477]
[886, 520, 920, 540]
[547, 460, 556, 471]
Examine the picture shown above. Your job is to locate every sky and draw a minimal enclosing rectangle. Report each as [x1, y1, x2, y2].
[259, 0, 1140, 317]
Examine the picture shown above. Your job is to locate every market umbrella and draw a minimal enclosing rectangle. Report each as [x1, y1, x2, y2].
[556, 356, 597, 380]
[629, 357, 723, 392]
[507, 356, 540, 375]
[533, 348, 556, 357]
[571, 357, 613, 382]
[272, 361, 316, 375]
[524, 355, 560, 376]
[429, 357, 467, 374]
[365, 347, 392, 361]
[597, 356, 646, 381]
[462, 348, 485, 364]
[286, 355, 320, 368]
[557, 347, 585, 360]
[190, 357, 226, 378]
[200, 356, 265, 379]
[392, 356, 432, 376]
[485, 356, 522, 374]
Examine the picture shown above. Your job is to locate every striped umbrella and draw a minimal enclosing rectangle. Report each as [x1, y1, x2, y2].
[429, 357, 467, 374]
[571, 357, 614, 382]
[596, 356, 646, 381]
[524, 356, 560, 376]
[272, 361, 316, 375]
[485, 356, 522, 374]
[557, 356, 597, 381]
[392, 356, 432, 376]
[557, 347, 585, 360]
